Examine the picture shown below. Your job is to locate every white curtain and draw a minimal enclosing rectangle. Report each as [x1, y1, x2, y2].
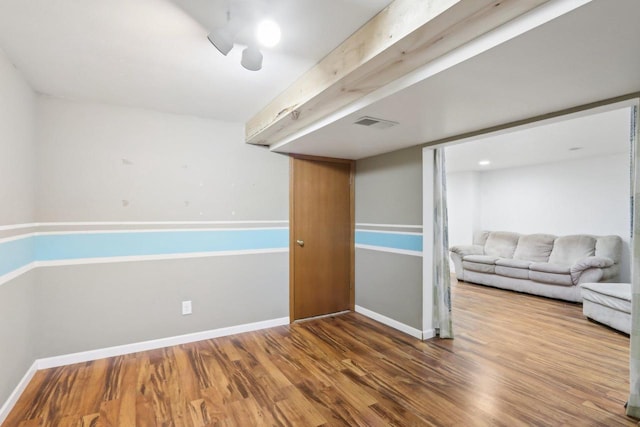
[433, 148, 453, 338]
[627, 104, 640, 418]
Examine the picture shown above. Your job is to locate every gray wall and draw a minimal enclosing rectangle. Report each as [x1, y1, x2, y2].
[0, 272, 36, 411]
[0, 92, 290, 410]
[355, 251, 422, 328]
[30, 98, 290, 358]
[0, 48, 36, 407]
[35, 254, 288, 357]
[355, 146, 422, 225]
[355, 146, 423, 329]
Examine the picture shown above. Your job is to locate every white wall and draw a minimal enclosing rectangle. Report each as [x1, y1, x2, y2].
[35, 97, 289, 221]
[447, 171, 480, 247]
[447, 153, 631, 281]
[0, 48, 35, 224]
[479, 154, 629, 236]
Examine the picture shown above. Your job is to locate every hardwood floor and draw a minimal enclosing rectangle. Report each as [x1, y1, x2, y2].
[3, 280, 635, 426]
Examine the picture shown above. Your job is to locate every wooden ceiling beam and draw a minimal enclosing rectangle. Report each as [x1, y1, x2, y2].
[245, 0, 550, 147]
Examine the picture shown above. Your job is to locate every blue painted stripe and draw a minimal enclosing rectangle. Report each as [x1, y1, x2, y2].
[0, 236, 34, 276]
[355, 230, 422, 252]
[0, 229, 422, 278]
[0, 229, 288, 279]
[34, 229, 288, 260]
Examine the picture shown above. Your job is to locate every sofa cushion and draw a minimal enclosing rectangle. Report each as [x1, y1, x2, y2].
[529, 270, 573, 286]
[580, 282, 631, 302]
[495, 258, 532, 269]
[548, 235, 596, 265]
[529, 262, 571, 274]
[512, 234, 556, 262]
[473, 230, 491, 246]
[495, 266, 530, 280]
[463, 255, 499, 265]
[463, 261, 495, 274]
[580, 283, 631, 314]
[484, 231, 520, 258]
[595, 236, 623, 264]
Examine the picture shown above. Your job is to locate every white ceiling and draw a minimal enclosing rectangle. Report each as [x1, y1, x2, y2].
[2, 0, 638, 162]
[0, 0, 391, 122]
[445, 106, 633, 173]
[273, 0, 640, 160]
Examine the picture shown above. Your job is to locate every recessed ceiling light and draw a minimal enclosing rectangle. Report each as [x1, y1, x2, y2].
[478, 160, 491, 166]
[257, 20, 281, 48]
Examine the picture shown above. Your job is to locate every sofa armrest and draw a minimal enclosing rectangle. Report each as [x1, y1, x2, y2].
[449, 245, 483, 282]
[570, 256, 615, 285]
[571, 256, 614, 271]
[450, 245, 484, 258]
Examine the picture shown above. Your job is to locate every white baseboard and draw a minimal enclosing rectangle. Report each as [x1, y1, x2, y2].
[37, 316, 289, 369]
[422, 328, 436, 339]
[355, 305, 426, 339]
[0, 361, 38, 425]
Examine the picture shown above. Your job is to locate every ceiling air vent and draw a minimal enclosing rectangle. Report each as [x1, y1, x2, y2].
[353, 116, 398, 130]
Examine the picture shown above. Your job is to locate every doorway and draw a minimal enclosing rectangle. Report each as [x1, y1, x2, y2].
[444, 105, 634, 286]
[289, 156, 354, 321]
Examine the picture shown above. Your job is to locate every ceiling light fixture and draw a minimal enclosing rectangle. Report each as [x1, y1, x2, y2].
[206, 3, 279, 71]
[208, 4, 234, 56]
[207, 28, 233, 56]
[478, 160, 491, 166]
[241, 46, 263, 71]
[256, 19, 281, 47]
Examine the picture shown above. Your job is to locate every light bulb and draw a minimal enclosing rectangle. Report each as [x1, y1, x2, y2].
[256, 20, 281, 48]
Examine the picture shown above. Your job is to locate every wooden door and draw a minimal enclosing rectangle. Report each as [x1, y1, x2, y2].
[290, 156, 354, 321]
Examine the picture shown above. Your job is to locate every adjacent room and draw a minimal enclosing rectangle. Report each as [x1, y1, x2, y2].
[445, 103, 634, 344]
[447, 105, 633, 295]
[1, 0, 640, 425]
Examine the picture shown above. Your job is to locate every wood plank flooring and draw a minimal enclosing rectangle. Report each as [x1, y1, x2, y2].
[3, 280, 635, 426]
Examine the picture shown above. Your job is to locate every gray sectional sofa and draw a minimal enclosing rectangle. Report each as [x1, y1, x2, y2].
[450, 231, 622, 302]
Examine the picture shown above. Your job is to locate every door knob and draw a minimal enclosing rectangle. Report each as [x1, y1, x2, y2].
[296, 240, 304, 247]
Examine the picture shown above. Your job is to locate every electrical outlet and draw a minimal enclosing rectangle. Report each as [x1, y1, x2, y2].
[182, 300, 192, 315]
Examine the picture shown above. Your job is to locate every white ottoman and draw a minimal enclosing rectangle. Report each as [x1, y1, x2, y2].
[579, 282, 631, 334]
